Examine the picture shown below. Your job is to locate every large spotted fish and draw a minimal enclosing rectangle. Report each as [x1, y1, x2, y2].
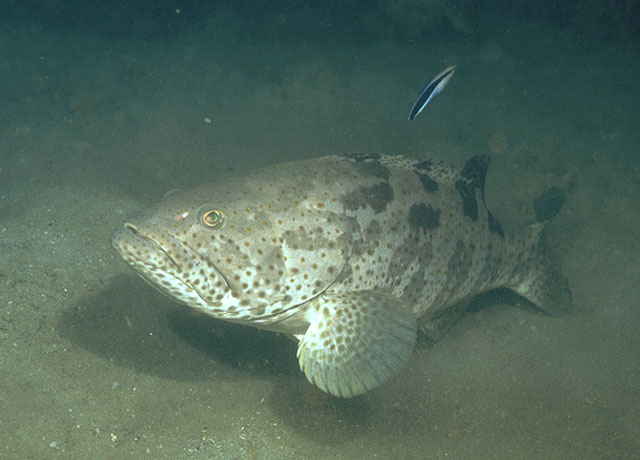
[111, 154, 572, 397]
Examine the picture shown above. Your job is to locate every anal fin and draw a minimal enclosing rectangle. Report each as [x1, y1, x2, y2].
[297, 290, 417, 398]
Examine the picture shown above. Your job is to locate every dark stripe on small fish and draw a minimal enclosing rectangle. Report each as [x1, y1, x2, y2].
[408, 65, 456, 121]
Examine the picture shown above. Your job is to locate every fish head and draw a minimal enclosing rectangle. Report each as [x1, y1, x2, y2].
[111, 172, 352, 327]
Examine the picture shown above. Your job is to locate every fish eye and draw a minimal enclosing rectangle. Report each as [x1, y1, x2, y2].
[201, 209, 225, 228]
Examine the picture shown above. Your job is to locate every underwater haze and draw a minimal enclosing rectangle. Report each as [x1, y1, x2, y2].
[1, 1, 639, 459]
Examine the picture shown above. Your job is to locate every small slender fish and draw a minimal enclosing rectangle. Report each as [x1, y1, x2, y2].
[408, 65, 456, 121]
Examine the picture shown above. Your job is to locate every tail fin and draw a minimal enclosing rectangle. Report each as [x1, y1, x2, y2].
[512, 187, 572, 315]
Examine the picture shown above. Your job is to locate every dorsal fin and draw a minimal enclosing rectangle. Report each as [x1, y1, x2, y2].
[459, 155, 491, 192]
[373, 154, 469, 187]
[339, 153, 492, 190]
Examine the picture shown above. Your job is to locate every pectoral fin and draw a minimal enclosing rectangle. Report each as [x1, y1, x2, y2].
[297, 290, 417, 398]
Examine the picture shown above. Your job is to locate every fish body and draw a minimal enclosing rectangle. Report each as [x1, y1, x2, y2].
[111, 154, 571, 397]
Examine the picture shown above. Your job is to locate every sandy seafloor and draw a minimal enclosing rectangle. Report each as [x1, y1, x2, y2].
[1, 5, 639, 460]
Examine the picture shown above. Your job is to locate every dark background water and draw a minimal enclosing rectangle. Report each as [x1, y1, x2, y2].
[3, 0, 640, 41]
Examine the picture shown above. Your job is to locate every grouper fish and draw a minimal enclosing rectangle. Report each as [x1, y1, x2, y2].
[111, 153, 572, 398]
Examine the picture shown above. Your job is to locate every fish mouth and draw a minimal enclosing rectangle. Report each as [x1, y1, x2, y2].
[111, 222, 230, 298]
[122, 223, 182, 272]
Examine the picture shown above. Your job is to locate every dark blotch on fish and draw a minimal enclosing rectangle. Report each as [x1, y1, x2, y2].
[416, 172, 438, 193]
[408, 203, 441, 234]
[413, 159, 438, 192]
[342, 182, 394, 214]
[342, 154, 390, 180]
[456, 155, 491, 221]
[455, 179, 478, 221]
[461, 155, 490, 189]
[415, 159, 433, 171]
